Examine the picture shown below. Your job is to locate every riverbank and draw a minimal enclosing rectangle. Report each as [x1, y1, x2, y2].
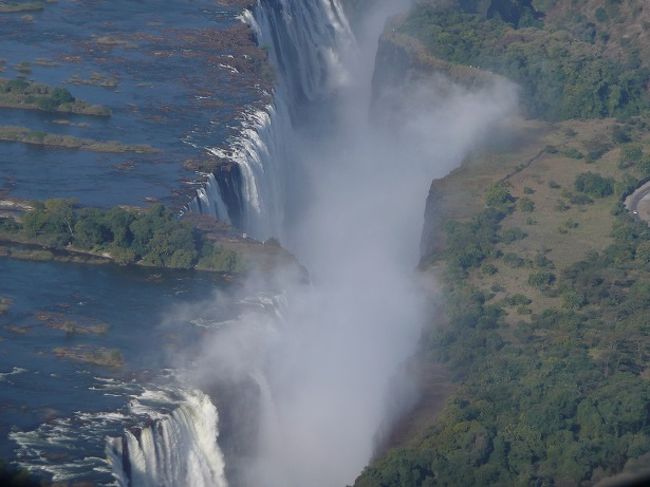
[0, 199, 303, 279]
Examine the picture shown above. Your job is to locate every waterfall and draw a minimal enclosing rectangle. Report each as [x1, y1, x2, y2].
[192, 173, 231, 224]
[107, 389, 228, 487]
[189, 0, 354, 241]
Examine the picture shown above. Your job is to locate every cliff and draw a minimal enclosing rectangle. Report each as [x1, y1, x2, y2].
[356, 1, 650, 485]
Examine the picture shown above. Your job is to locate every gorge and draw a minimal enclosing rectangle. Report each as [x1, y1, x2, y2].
[1, 0, 647, 485]
[114, 0, 518, 486]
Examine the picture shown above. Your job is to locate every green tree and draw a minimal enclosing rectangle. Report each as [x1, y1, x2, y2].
[574, 172, 614, 198]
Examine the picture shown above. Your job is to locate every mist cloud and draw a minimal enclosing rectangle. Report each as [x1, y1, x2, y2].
[177, 2, 519, 486]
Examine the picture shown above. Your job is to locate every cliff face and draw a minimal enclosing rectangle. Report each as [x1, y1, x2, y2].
[372, 29, 500, 100]
[372, 0, 650, 262]
[357, 3, 650, 486]
[370, 28, 503, 262]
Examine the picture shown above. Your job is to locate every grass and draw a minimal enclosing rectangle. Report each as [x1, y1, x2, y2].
[0, 296, 11, 314]
[0, 78, 111, 116]
[426, 117, 646, 326]
[0, 1, 44, 13]
[0, 125, 157, 153]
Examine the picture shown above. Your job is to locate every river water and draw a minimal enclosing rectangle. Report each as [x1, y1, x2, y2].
[0, 0, 263, 484]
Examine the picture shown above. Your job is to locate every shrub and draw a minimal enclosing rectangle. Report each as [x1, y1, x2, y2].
[574, 172, 614, 198]
[612, 125, 632, 144]
[555, 200, 571, 212]
[535, 253, 554, 269]
[485, 183, 515, 212]
[504, 294, 532, 306]
[519, 197, 535, 212]
[482, 263, 498, 275]
[619, 144, 643, 169]
[501, 227, 528, 243]
[595, 7, 608, 22]
[568, 192, 594, 205]
[528, 271, 556, 288]
[562, 147, 584, 160]
[504, 252, 526, 268]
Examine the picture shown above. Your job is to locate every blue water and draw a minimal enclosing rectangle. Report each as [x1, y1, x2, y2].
[0, 0, 259, 208]
[0, 258, 239, 483]
[0, 0, 262, 483]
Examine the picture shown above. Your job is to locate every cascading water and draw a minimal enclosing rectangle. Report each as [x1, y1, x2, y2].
[107, 388, 228, 487]
[115, 1, 517, 486]
[190, 0, 354, 241]
[190, 173, 231, 225]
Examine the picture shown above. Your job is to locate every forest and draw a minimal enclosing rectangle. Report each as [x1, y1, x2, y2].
[398, 1, 649, 120]
[0, 201, 245, 272]
[355, 1, 650, 485]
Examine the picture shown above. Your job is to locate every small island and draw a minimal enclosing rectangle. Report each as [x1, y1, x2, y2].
[0, 79, 111, 117]
[0, 297, 11, 315]
[0, 1, 44, 13]
[0, 126, 157, 153]
[0, 199, 300, 276]
[53, 345, 124, 368]
[35, 311, 109, 335]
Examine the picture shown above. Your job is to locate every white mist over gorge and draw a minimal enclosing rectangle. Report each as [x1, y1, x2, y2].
[111, 0, 518, 486]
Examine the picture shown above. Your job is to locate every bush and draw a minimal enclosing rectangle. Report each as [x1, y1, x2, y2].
[504, 293, 532, 306]
[197, 243, 245, 273]
[445, 208, 504, 271]
[519, 197, 535, 212]
[574, 172, 614, 198]
[485, 183, 515, 212]
[595, 7, 608, 22]
[111, 246, 136, 265]
[555, 200, 571, 212]
[562, 147, 584, 160]
[568, 192, 594, 205]
[528, 271, 556, 288]
[501, 227, 528, 243]
[612, 125, 632, 144]
[503, 252, 526, 268]
[619, 144, 643, 169]
[482, 263, 498, 275]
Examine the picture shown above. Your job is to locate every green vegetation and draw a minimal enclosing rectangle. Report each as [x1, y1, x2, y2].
[0, 296, 11, 314]
[0, 125, 156, 153]
[356, 105, 650, 484]
[397, 2, 650, 120]
[0, 1, 43, 13]
[357, 187, 650, 486]
[0, 78, 110, 116]
[53, 346, 124, 368]
[0, 200, 245, 273]
[360, 2, 650, 482]
[574, 171, 614, 198]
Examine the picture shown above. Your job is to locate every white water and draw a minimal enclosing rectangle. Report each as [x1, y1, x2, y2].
[107, 388, 227, 487]
[192, 173, 231, 225]
[193, 0, 354, 241]
[128, 0, 518, 486]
